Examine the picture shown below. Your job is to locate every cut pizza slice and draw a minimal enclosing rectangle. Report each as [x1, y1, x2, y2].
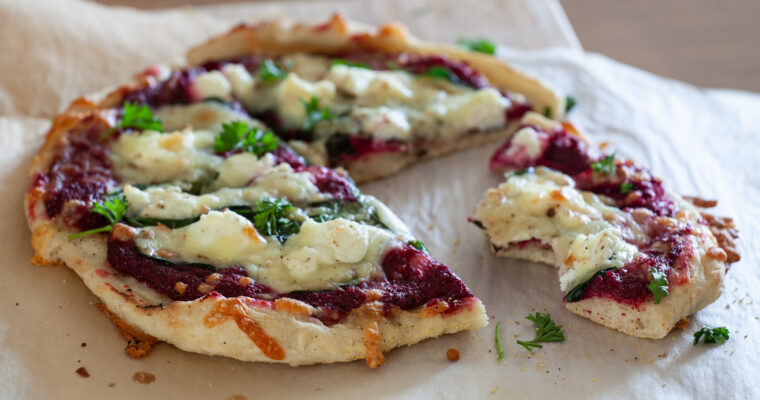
[116, 15, 565, 183]
[26, 98, 487, 366]
[471, 112, 739, 338]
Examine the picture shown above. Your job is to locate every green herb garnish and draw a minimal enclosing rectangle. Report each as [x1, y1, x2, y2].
[300, 96, 334, 131]
[620, 182, 635, 194]
[565, 96, 577, 113]
[543, 106, 552, 118]
[67, 196, 129, 239]
[591, 154, 616, 175]
[516, 313, 565, 351]
[693, 326, 730, 345]
[331, 59, 370, 69]
[213, 121, 279, 155]
[648, 268, 669, 304]
[99, 102, 163, 141]
[457, 37, 496, 55]
[564, 268, 614, 302]
[252, 198, 300, 242]
[423, 66, 456, 82]
[495, 321, 504, 359]
[259, 59, 287, 82]
[512, 168, 533, 177]
[408, 240, 429, 254]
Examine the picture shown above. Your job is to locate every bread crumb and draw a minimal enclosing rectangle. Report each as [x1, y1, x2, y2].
[446, 348, 460, 361]
[675, 317, 690, 330]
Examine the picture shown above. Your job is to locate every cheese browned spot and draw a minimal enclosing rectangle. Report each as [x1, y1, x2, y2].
[357, 302, 385, 368]
[203, 298, 286, 361]
[273, 298, 313, 317]
[419, 300, 450, 317]
[96, 303, 158, 359]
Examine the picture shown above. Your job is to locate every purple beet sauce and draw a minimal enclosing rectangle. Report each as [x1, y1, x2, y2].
[297, 165, 357, 201]
[490, 125, 676, 217]
[107, 241, 475, 325]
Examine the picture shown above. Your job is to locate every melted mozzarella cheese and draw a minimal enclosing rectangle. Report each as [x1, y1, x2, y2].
[135, 210, 398, 292]
[277, 74, 337, 128]
[191, 71, 232, 101]
[123, 163, 324, 220]
[472, 167, 645, 292]
[508, 127, 543, 159]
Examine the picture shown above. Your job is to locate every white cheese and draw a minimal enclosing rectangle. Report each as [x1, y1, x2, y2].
[135, 211, 398, 292]
[209, 152, 276, 189]
[123, 163, 324, 220]
[191, 71, 232, 101]
[110, 129, 220, 184]
[326, 65, 414, 103]
[508, 127, 544, 159]
[427, 88, 508, 139]
[156, 102, 255, 132]
[351, 107, 412, 141]
[276, 74, 337, 129]
[472, 167, 645, 292]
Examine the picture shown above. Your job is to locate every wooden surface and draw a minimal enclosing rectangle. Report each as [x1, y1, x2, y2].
[94, 0, 760, 92]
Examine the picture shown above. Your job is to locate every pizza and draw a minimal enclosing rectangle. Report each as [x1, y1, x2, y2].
[471, 112, 739, 338]
[179, 15, 566, 182]
[22, 15, 597, 367]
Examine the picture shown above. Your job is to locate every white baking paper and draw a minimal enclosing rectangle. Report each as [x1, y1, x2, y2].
[0, 0, 757, 399]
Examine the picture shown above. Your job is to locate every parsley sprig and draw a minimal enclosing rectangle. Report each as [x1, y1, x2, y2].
[495, 321, 504, 359]
[99, 102, 163, 142]
[252, 198, 300, 242]
[620, 181, 635, 194]
[67, 196, 129, 239]
[457, 37, 496, 55]
[565, 95, 577, 113]
[591, 154, 616, 175]
[423, 66, 456, 83]
[408, 240, 429, 254]
[693, 326, 730, 345]
[300, 96, 334, 131]
[648, 268, 669, 304]
[516, 313, 565, 351]
[213, 121, 279, 155]
[259, 59, 287, 82]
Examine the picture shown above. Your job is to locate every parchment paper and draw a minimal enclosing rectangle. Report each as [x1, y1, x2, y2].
[1, 0, 758, 399]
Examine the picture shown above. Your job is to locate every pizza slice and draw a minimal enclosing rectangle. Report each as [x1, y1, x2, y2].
[120, 15, 565, 183]
[26, 79, 486, 365]
[470, 112, 739, 338]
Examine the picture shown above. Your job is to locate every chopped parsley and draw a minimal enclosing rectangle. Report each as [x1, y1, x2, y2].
[647, 268, 669, 304]
[331, 59, 370, 69]
[512, 167, 533, 177]
[543, 106, 552, 118]
[620, 181, 635, 194]
[300, 96, 334, 131]
[591, 154, 616, 175]
[457, 37, 496, 55]
[259, 59, 287, 82]
[213, 121, 279, 155]
[423, 66, 456, 83]
[495, 321, 504, 359]
[67, 195, 129, 239]
[516, 312, 565, 351]
[408, 240, 429, 254]
[99, 102, 163, 141]
[693, 326, 730, 345]
[252, 198, 300, 242]
[565, 95, 577, 112]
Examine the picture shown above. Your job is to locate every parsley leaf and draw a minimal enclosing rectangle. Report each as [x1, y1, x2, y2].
[423, 66, 456, 83]
[457, 37, 496, 55]
[252, 198, 301, 242]
[512, 167, 533, 177]
[300, 96, 334, 131]
[620, 181, 635, 194]
[565, 96, 577, 112]
[331, 59, 370, 69]
[99, 102, 163, 141]
[408, 240, 429, 254]
[213, 121, 279, 155]
[495, 321, 504, 359]
[693, 326, 730, 345]
[591, 154, 616, 175]
[648, 268, 669, 304]
[543, 106, 552, 118]
[259, 59, 287, 82]
[516, 312, 565, 351]
[68, 195, 129, 239]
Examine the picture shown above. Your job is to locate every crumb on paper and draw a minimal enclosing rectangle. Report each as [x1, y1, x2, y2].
[226, 395, 247, 400]
[96, 303, 158, 358]
[81, 342, 87, 347]
[675, 317, 690, 329]
[446, 348, 460, 361]
[490, 387, 499, 395]
[132, 371, 156, 385]
[108, 383, 116, 388]
[75, 367, 89, 378]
